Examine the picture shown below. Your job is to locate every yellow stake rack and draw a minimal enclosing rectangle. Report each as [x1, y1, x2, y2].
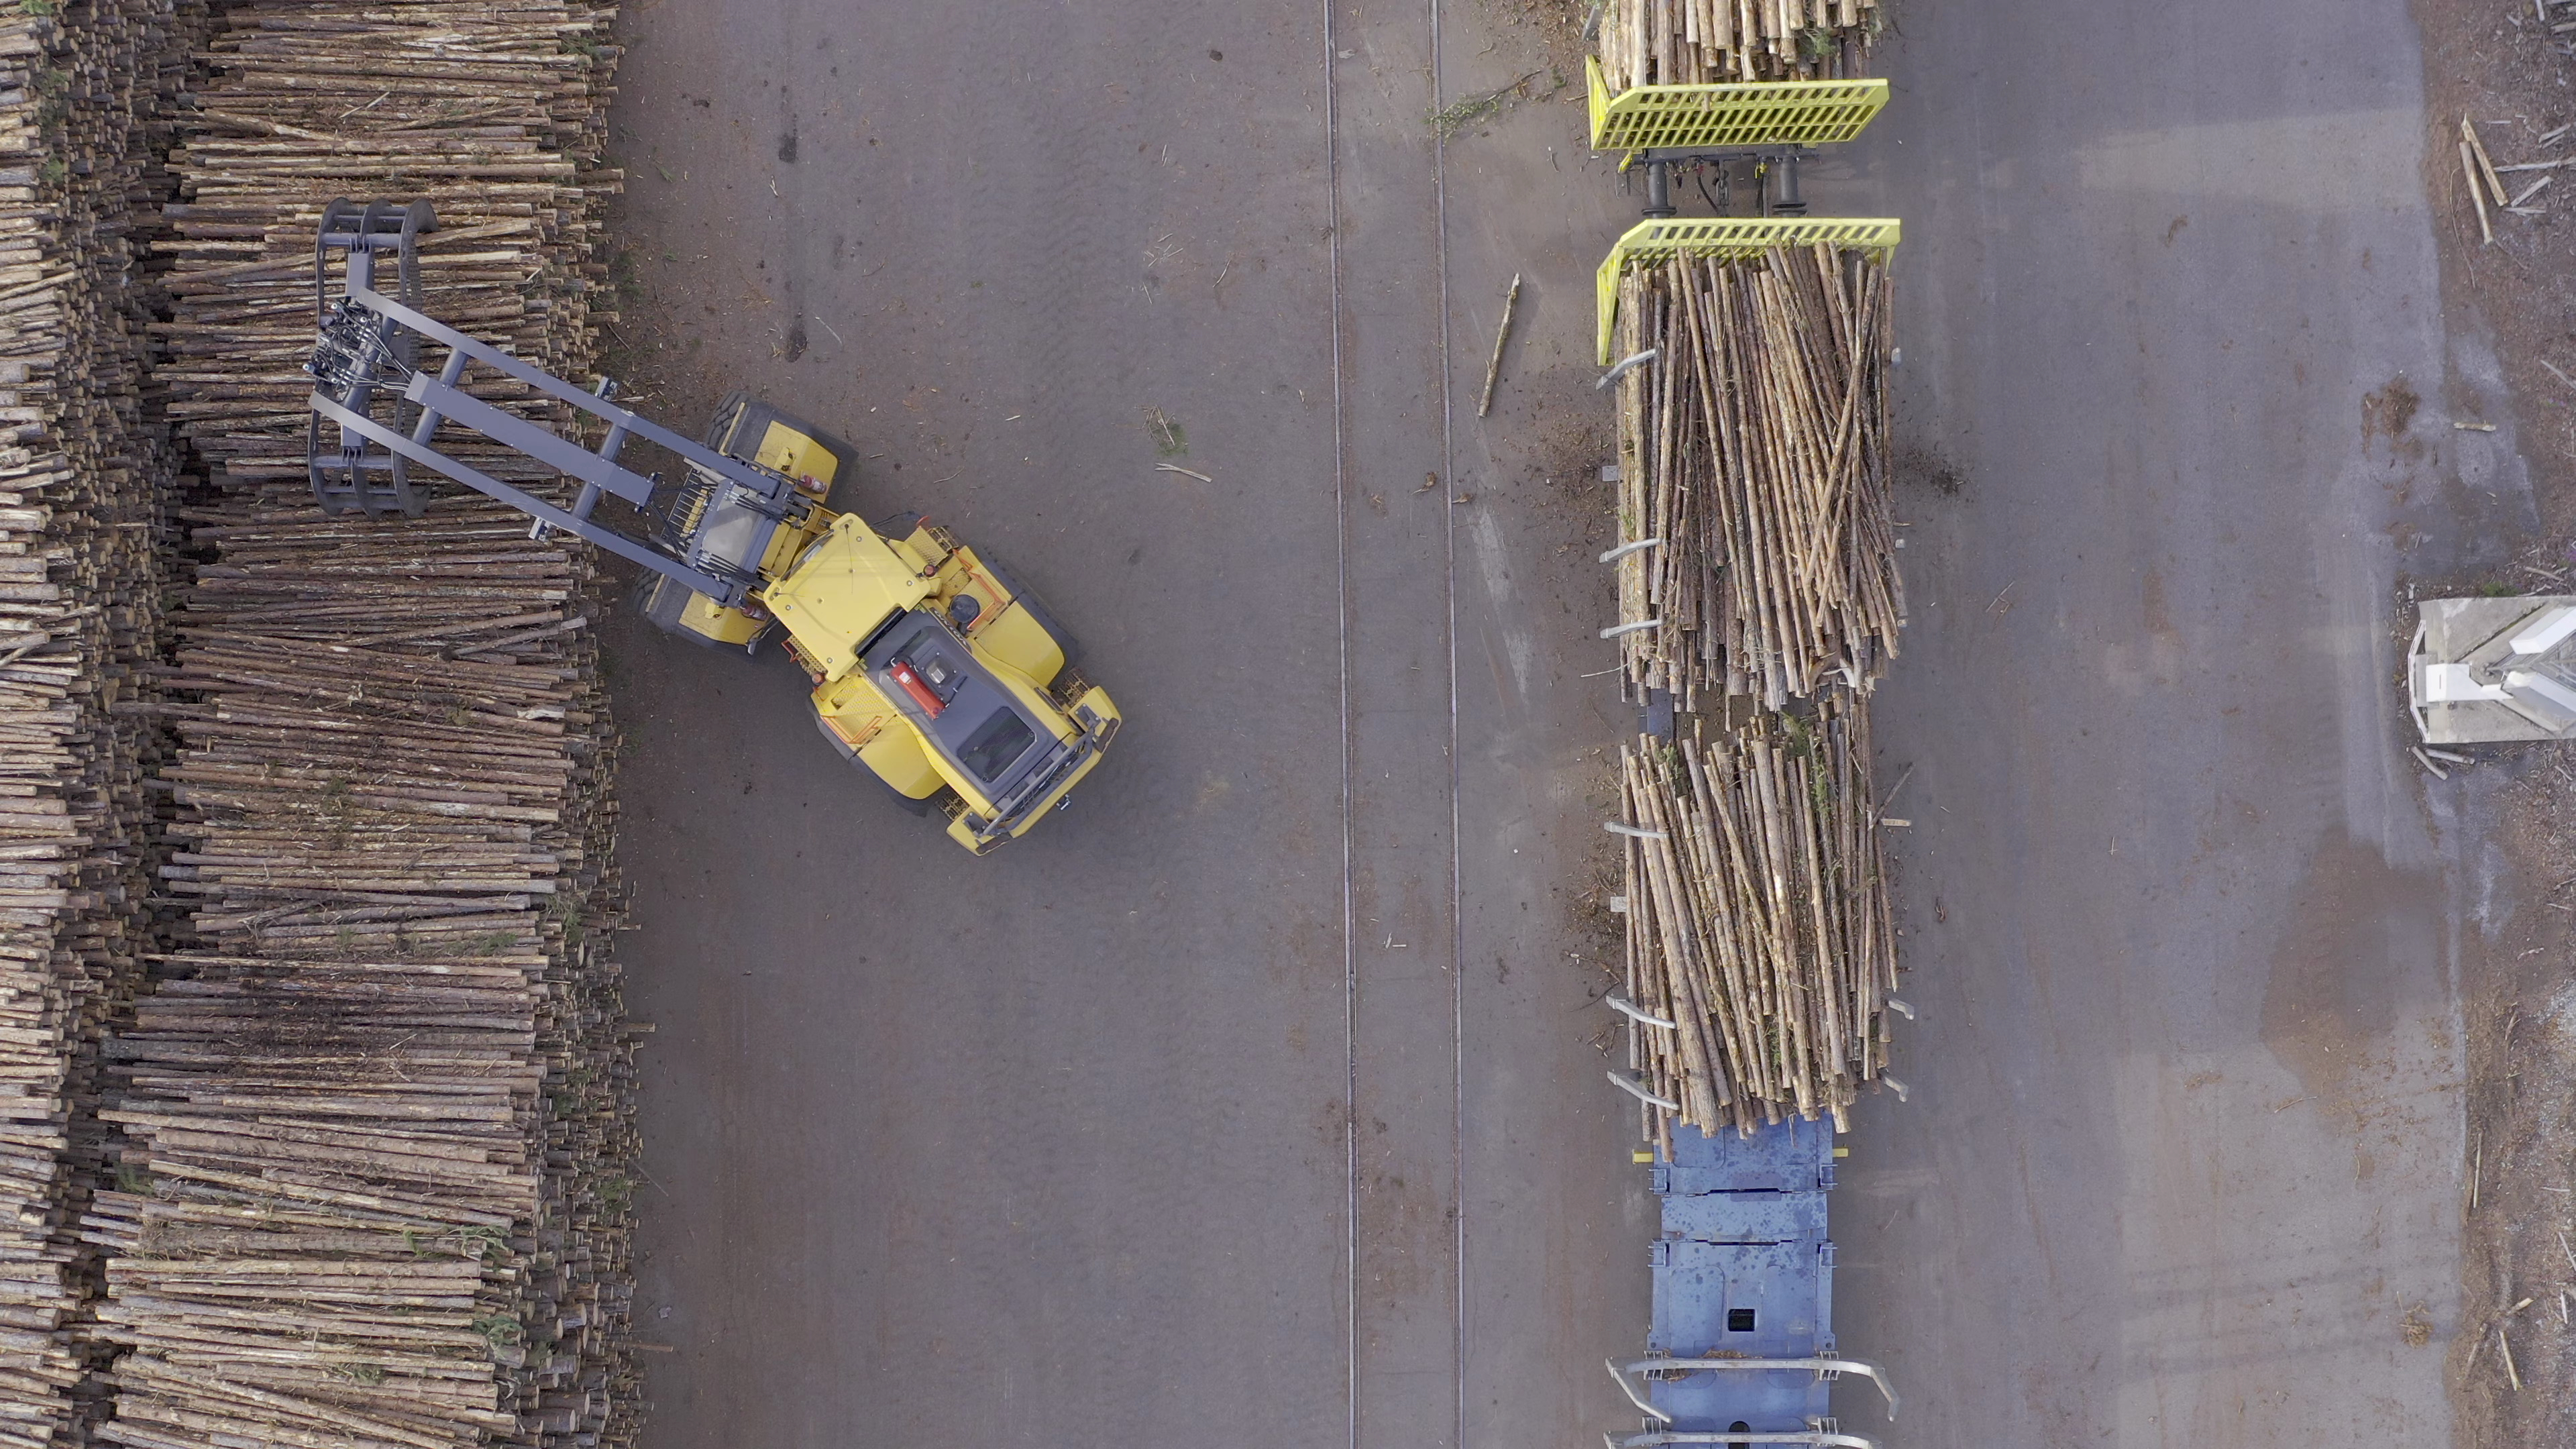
[1587, 58, 1889, 156]
[1595, 216, 1901, 363]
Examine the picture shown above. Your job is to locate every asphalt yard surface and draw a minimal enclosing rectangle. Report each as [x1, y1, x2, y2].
[1841, 3, 2491, 1443]
[603, 3, 1638, 1446]
[600, 1, 2485, 1445]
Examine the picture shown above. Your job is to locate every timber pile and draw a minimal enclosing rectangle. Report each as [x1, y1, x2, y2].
[152, 0, 626, 488]
[1615, 696, 1896, 1140]
[0, 0, 195, 1442]
[93, 526, 644, 1445]
[87, 506, 645, 1449]
[1609, 246, 1901, 711]
[76, 4, 644, 1449]
[1595, 0, 1880, 87]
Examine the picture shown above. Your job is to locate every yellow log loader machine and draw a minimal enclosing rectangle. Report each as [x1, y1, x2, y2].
[300, 200, 1119, 854]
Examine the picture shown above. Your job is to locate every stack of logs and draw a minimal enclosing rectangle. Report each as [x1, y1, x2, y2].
[152, 0, 624, 488]
[1605, 244, 1909, 1139]
[1609, 245, 1902, 713]
[91, 502, 643, 1449]
[1615, 696, 1897, 1140]
[1595, 0, 1882, 88]
[72, 5, 644, 1449]
[0, 1, 197, 1444]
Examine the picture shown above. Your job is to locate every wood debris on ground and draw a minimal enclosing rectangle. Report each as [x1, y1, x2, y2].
[1595, 0, 1883, 89]
[1609, 245, 1902, 712]
[2470, 113, 2573, 224]
[1615, 694, 1897, 1140]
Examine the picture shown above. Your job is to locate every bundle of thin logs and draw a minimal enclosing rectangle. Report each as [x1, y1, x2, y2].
[0, 1, 199, 1444]
[1616, 695, 1898, 1141]
[1610, 246, 1902, 712]
[73, 4, 645, 1449]
[1595, 0, 1881, 88]
[150, 0, 626, 488]
[93, 504, 644, 1449]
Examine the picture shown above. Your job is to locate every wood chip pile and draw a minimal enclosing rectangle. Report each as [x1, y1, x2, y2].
[1615, 695, 1896, 1140]
[0, 1, 198, 1442]
[1609, 245, 1901, 712]
[1595, 0, 1882, 88]
[34, 5, 649, 1449]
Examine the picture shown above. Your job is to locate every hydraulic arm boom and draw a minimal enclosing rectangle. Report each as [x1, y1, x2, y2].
[303, 199, 814, 610]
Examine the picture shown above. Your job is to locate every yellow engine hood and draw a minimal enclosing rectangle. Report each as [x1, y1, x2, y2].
[763, 516, 935, 679]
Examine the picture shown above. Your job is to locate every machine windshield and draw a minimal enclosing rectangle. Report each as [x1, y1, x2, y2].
[959, 706, 1037, 782]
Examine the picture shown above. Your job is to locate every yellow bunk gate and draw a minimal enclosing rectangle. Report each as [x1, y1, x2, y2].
[1587, 60, 1887, 156]
[1595, 216, 1899, 364]
[1577, 14, 1898, 365]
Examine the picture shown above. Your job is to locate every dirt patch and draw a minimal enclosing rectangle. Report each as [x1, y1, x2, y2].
[2416, 3, 2576, 1438]
[2263, 828, 2438, 1118]
[2366, 374, 2426, 450]
[2448, 759, 2576, 1440]
[1894, 442, 1964, 498]
[1479, 0, 1596, 78]
[2418, 1, 2576, 532]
